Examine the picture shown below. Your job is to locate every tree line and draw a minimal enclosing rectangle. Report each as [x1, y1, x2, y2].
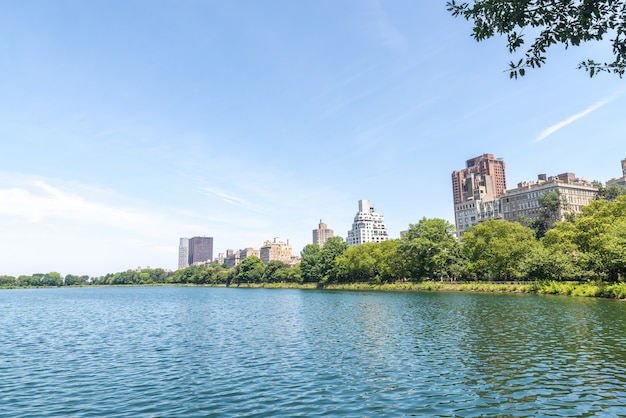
[2, 192, 625, 288]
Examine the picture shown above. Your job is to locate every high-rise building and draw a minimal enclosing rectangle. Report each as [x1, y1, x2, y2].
[347, 199, 389, 246]
[452, 153, 506, 204]
[260, 238, 292, 264]
[452, 153, 506, 234]
[312, 219, 334, 247]
[178, 238, 189, 270]
[188, 236, 213, 265]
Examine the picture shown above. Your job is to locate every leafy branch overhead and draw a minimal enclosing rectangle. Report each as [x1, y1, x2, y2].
[446, 0, 626, 78]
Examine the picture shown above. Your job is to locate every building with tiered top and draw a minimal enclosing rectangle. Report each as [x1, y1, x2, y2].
[347, 200, 389, 246]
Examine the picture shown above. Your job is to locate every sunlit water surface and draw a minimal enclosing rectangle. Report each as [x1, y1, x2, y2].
[1, 287, 625, 417]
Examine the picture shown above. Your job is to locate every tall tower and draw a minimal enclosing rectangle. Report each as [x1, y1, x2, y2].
[452, 153, 506, 204]
[452, 154, 506, 234]
[178, 238, 189, 270]
[312, 219, 334, 247]
[188, 236, 214, 265]
[347, 200, 389, 246]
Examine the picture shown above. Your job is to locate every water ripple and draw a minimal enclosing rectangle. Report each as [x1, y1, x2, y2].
[1, 288, 625, 416]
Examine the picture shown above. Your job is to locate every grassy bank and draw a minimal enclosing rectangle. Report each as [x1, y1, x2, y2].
[239, 280, 626, 299]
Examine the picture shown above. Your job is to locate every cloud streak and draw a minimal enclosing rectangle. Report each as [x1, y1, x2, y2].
[533, 96, 616, 143]
[0, 178, 199, 238]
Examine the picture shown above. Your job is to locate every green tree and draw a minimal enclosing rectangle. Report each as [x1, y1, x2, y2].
[447, 0, 626, 78]
[539, 221, 586, 280]
[335, 240, 402, 284]
[399, 218, 462, 281]
[594, 181, 626, 201]
[262, 260, 290, 283]
[300, 244, 322, 283]
[233, 256, 265, 284]
[462, 220, 539, 280]
[317, 237, 348, 283]
[572, 196, 626, 280]
[525, 190, 570, 238]
[0, 275, 16, 287]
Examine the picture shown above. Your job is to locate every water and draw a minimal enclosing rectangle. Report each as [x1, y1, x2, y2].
[1, 287, 625, 417]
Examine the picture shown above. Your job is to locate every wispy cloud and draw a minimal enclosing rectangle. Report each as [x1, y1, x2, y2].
[533, 95, 616, 143]
[364, 0, 408, 52]
[0, 178, 192, 236]
[200, 186, 253, 209]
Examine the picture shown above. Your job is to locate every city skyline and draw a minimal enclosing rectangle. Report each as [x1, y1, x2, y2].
[1, 1, 625, 277]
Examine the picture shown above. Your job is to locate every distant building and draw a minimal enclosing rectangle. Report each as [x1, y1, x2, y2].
[607, 158, 626, 187]
[312, 219, 334, 247]
[347, 199, 389, 246]
[181, 236, 213, 266]
[260, 238, 293, 264]
[502, 173, 597, 223]
[241, 247, 260, 260]
[452, 153, 506, 234]
[224, 247, 259, 268]
[178, 238, 189, 270]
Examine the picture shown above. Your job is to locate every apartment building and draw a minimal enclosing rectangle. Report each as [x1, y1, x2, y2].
[223, 247, 260, 268]
[347, 199, 389, 246]
[312, 219, 334, 247]
[502, 173, 597, 222]
[452, 153, 506, 234]
[260, 238, 293, 264]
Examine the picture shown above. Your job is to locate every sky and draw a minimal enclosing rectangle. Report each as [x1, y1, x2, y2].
[1, 1, 624, 277]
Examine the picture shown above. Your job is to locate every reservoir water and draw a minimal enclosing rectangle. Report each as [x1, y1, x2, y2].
[1, 287, 625, 417]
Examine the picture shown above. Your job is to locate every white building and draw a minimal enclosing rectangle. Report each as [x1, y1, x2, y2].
[347, 200, 389, 246]
[178, 238, 189, 270]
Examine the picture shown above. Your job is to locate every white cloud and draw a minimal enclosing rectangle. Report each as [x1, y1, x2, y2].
[200, 186, 253, 209]
[0, 179, 169, 234]
[533, 95, 616, 143]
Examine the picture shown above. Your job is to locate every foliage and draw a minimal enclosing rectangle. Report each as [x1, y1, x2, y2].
[462, 220, 539, 280]
[335, 240, 402, 284]
[594, 181, 626, 201]
[316, 236, 348, 283]
[523, 190, 570, 238]
[232, 256, 265, 285]
[398, 218, 465, 281]
[262, 260, 299, 283]
[447, 0, 626, 78]
[299, 244, 322, 283]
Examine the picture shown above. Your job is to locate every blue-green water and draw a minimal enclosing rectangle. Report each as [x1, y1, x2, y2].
[1, 287, 625, 417]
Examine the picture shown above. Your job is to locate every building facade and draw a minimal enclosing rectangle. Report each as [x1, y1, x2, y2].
[188, 236, 214, 265]
[452, 153, 506, 234]
[178, 238, 189, 270]
[452, 153, 506, 205]
[607, 158, 626, 187]
[312, 219, 334, 247]
[260, 238, 293, 264]
[502, 173, 597, 223]
[347, 199, 389, 246]
[223, 247, 260, 268]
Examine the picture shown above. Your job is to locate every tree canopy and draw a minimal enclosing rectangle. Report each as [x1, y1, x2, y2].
[447, 0, 626, 78]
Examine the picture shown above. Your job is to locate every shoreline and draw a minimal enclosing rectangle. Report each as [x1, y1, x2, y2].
[2, 280, 625, 300]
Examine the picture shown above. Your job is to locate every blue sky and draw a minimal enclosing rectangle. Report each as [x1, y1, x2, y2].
[1, 1, 624, 277]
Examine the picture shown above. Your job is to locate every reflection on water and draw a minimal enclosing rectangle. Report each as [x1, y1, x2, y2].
[0, 287, 624, 416]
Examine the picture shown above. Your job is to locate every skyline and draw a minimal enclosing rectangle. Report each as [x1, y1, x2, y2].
[1, 1, 625, 277]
